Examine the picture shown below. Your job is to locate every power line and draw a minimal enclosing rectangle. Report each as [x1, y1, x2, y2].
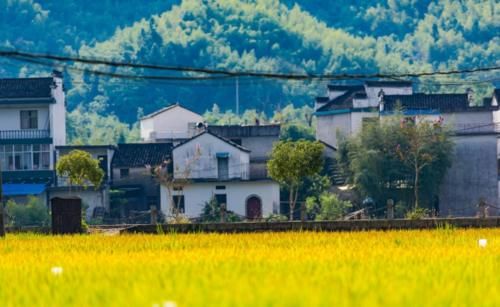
[1, 49, 500, 81]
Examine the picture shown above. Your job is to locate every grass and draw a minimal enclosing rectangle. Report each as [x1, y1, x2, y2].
[0, 229, 499, 307]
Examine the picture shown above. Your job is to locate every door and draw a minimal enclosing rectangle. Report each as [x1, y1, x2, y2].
[246, 196, 262, 219]
[51, 197, 82, 234]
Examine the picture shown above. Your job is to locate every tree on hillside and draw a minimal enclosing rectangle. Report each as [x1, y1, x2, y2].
[56, 150, 104, 189]
[267, 140, 324, 220]
[339, 115, 453, 214]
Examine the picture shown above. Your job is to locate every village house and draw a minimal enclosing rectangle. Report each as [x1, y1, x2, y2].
[160, 130, 280, 219]
[0, 71, 66, 205]
[314, 81, 500, 216]
[140, 103, 203, 143]
[111, 143, 173, 214]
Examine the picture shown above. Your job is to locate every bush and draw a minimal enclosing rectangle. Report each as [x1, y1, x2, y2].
[314, 193, 352, 221]
[6, 196, 50, 227]
[406, 207, 429, 220]
[265, 214, 288, 222]
[199, 198, 242, 223]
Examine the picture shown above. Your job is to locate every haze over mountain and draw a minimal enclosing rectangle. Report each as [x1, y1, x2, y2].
[1, 0, 498, 123]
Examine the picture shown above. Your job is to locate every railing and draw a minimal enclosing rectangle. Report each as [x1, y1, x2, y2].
[0, 129, 50, 139]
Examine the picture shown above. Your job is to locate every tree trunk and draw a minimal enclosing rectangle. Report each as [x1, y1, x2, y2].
[414, 165, 419, 209]
[289, 187, 294, 221]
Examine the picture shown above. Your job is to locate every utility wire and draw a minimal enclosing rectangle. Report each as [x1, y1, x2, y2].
[1, 50, 500, 81]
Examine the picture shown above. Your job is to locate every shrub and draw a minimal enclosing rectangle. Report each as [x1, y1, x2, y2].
[315, 193, 352, 221]
[265, 214, 288, 222]
[406, 207, 429, 220]
[6, 196, 50, 227]
[199, 198, 241, 223]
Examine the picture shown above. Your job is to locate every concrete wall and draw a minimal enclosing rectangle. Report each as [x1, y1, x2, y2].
[140, 105, 203, 141]
[160, 180, 280, 218]
[241, 136, 277, 160]
[173, 133, 250, 180]
[316, 113, 351, 148]
[439, 134, 499, 216]
[364, 85, 412, 106]
[0, 106, 50, 130]
[50, 75, 66, 146]
[48, 188, 108, 220]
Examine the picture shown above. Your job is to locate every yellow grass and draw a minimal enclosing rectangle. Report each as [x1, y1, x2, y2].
[0, 229, 499, 307]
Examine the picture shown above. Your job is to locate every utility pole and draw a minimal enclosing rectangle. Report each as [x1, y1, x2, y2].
[235, 77, 240, 116]
[0, 162, 5, 237]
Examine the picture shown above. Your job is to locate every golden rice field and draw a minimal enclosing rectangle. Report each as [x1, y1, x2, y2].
[0, 229, 499, 307]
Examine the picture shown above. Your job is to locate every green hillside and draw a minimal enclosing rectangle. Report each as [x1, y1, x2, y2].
[1, 0, 498, 127]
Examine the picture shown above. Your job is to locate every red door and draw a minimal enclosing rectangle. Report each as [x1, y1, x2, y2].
[246, 196, 262, 219]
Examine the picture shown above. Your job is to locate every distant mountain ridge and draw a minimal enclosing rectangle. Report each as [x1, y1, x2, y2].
[1, 0, 498, 123]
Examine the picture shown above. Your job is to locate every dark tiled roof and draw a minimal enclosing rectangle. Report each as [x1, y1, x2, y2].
[207, 125, 280, 138]
[327, 84, 365, 91]
[0, 77, 54, 100]
[315, 96, 329, 103]
[112, 143, 173, 168]
[316, 88, 366, 112]
[365, 80, 412, 88]
[383, 93, 497, 113]
[175, 131, 251, 152]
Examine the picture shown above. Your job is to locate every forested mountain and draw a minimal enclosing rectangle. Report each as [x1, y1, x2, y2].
[1, 0, 498, 132]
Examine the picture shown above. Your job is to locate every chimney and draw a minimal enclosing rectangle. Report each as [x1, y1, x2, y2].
[466, 88, 474, 106]
[378, 89, 385, 112]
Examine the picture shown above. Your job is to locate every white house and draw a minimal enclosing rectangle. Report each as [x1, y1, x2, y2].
[314, 81, 500, 216]
[0, 71, 66, 203]
[160, 131, 280, 219]
[140, 103, 203, 142]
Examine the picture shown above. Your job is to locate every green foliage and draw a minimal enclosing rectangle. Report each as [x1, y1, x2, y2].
[306, 193, 352, 221]
[339, 116, 454, 213]
[268, 140, 324, 220]
[2, 0, 496, 125]
[406, 208, 429, 220]
[199, 198, 241, 223]
[56, 150, 104, 188]
[6, 197, 50, 227]
[265, 213, 288, 222]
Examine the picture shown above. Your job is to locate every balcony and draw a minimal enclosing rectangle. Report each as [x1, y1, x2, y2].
[0, 129, 51, 140]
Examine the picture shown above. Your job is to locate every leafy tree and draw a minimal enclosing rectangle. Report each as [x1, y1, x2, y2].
[199, 197, 241, 223]
[56, 150, 104, 189]
[306, 193, 352, 221]
[267, 140, 324, 220]
[339, 115, 453, 213]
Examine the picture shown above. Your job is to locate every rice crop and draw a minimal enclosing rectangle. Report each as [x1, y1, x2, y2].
[0, 228, 499, 307]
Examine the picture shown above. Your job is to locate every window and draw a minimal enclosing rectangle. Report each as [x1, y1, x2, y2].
[120, 168, 130, 178]
[172, 195, 185, 213]
[0, 144, 50, 171]
[215, 194, 227, 206]
[20, 110, 38, 129]
[217, 157, 229, 180]
[215, 185, 226, 190]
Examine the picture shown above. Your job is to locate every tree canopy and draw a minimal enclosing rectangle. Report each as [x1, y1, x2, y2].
[56, 150, 105, 188]
[338, 115, 454, 215]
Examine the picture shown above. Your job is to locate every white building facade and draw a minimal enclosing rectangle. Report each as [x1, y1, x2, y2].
[161, 131, 280, 219]
[0, 71, 66, 194]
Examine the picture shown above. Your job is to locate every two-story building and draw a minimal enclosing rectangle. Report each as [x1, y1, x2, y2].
[160, 131, 280, 219]
[314, 81, 500, 216]
[0, 71, 66, 204]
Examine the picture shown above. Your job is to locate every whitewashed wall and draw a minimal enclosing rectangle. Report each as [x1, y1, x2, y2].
[0, 106, 50, 130]
[49, 188, 108, 220]
[160, 180, 280, 218]
[50, 75, 66, 146]
[173, 133, 250, 180]
[140, 105, 203, 141]
[315, 113, 351, 148]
